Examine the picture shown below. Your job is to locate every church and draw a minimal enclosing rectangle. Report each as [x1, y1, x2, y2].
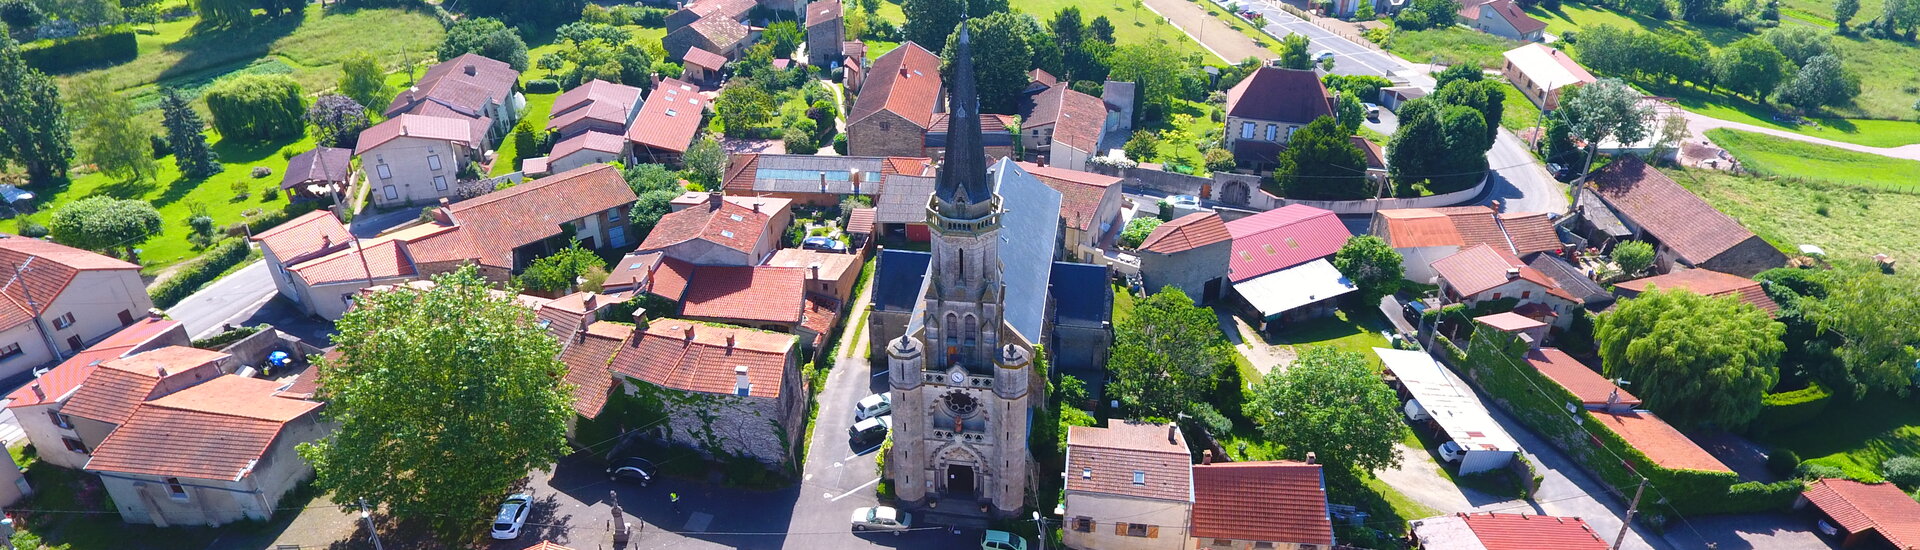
[871, 21, 1113, 518]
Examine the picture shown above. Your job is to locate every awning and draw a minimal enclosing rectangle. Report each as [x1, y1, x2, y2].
[1233, 258, 1358, 319]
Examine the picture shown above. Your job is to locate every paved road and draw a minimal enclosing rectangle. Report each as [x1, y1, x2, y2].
[167, 260, 277, 340]
[1479, 129, 1569, 215]
[1227, 0, 1408, 77]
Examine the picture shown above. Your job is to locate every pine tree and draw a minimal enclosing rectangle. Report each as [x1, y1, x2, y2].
[160, 88, 221, 179]
[0, 30, 72, 185]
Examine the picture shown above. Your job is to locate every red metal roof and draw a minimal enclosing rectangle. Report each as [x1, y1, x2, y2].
[1458, 513, 1610, 550]
[4, 317, 182, 408]
[627, 78, 706, 154]
[1139, 212, 1231, 255]
[681, 266, 807, 325]
[1614, 269, 1780, 316]
[1526, 348, 1640, 407]
[1589, 410, 1732, 473]
[615, 319, 796, 398]
[1804, 478, 1920, 549]
[1224, 204, 1351, 282]
[847, 42, 941, 128]
[1190, 461, 1332, 546]
[84, 375, 322, 480]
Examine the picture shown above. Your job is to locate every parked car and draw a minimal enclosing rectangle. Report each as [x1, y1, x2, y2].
[1363, 102, 1382, 121]
[1404, 399, 1430, 422]
[1547, 163, 1582, 182]
[850, 415, 893, 445]
[851, 506, 912, 534]
[1401, 299, 1427, 324]
[1436, 440, 1464, 462]
[802, 236, 847, 251]
[1315, 50, 1336, 63]
[489, 494, 533, 540]
[607, 456, 657, 486]
[855, 393, 893, 420]
[981, 529, 1029, 550]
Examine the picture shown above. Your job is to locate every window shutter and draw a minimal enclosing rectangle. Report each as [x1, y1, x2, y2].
[1114, 523, 1126, 535]
[1147, 525, 1159, 538]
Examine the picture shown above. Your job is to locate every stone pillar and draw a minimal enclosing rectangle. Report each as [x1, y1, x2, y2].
[991, 343, 1034, 515]
[887, 335, 929, 505]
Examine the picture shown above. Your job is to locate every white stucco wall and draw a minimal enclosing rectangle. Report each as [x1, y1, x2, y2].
[1061, 492, 1190, 550]
[362, 135, 475, 208]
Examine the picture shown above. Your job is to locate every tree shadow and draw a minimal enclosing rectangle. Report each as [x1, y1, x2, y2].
[151, 174, 210, 209]
[156, 10, 308, 85]
[95, 177, 160, 200]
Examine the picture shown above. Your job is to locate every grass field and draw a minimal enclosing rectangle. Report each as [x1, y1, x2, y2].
[1525, 3, 1746, 46]
[1264, 309, 1394, 362]
[1384, 27, 1521, 70]
[490, 91, 559, 176]
[1761, 392, 1920, 482]
[1707, 128, 1920, 191]
[1667, 167, 1920, 261]
[1499, 80, 1542, 132]
[1011, 0, 1212, 56]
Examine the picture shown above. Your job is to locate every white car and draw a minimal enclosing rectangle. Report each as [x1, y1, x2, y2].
[851, 505, 912, 534]
[1436, 440, 1464, 463]
[489, 493, 533, 540]
[1315, 50, 1336, 63]
[855, 392, 893, 420]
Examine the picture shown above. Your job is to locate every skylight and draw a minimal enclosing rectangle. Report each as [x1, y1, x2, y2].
[665, 109, 678, 117]
[1131, 471, 1145, 485]
[730, 214, 745, 221]
[721, 230, 735, 238]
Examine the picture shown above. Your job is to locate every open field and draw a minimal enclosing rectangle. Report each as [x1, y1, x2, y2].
[1526, 3, 1746, 45]
[1499, 80, 1542, 132]
[1667, 166, 1920, 261]
[1761, 392, 1920, 482]
[1012, 0, 1212, 56]
[1707, 128, 1920, 191]
[1385, 27, 1521, 70]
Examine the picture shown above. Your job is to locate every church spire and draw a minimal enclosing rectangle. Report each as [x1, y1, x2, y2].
[934, 16, 995, 213]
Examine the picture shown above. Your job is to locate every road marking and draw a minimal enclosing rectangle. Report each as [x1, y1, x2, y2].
[834, 461, 844, 468]
[823, 492, 834, 499]
[830, 477, 882, 501]
[804, 473, 813, 481]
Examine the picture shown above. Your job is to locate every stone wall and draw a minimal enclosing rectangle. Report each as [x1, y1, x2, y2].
[1210, 172, 1490, 214]
[217, 328, 324, 372]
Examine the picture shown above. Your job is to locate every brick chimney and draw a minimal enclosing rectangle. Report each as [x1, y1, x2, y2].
[156, 366, 168, 377]
[1201, 449, 1212, 465]
[29, 382, 44, 401]
[583, 293, 597, 311]
[725, 333, 736, 350]
[631, 307, 650, 334]
[708, 191, 724, 211]
[1305, 451, 1318, 465]
[1167, 424, 1178, 445]
[437, 197, 457, 225]
[683, 324, 696, 340]
[809, 264, 820, 279]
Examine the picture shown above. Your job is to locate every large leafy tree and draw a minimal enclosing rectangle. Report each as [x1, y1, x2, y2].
[307, 93, 370, 149]
[516, 242, 608, 293]
[715, 82, 776, 135]
[0, 29, 71, 185]
[681, 137, 727, 188]
[438, 17, 529, 71]
[762, 21, 805, 58]
[204, 73, 306, 141]
[1560, 79, 1653, 176]
[1611, 240, 1655, 276]
[1430, 79, 1504, 150]
[1108, 43, 1191, 121]
[1835, 0, 1859, 29]
[192, 0, 299, 26]
[1106, 288, 1234, 419]
[629, 189, 679, 240]
[1276, 33, 1311, 69]
[1251, 348, 1403, 472]
[338, 51, 392, 111]
[49, 196, 162, 255]
[902, 0, 1008, 51]
[1274, 116, 1369, 200]
[1712, 37, 1790, 100]
[1773, 54, 1860, 111]
[1597, 289, 1785, 430]
[941, 11, 1037, 115]
[67, 76, 156, 182]
[299, 267, 574, 539]
[159, 88, 220, 179]
[1332, 235, 1403, 303]
[1806, 272, 1920, 395]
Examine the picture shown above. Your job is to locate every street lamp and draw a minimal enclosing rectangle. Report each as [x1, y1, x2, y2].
[1032, 510, 1047, 550]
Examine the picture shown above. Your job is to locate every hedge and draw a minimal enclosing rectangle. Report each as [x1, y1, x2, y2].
[525, 79, 560, 94]
[21, 28, 137, 73]
[191, 324, 265, 350]
[150, 238, 252, 308]
[1756, 382, 1833, 433]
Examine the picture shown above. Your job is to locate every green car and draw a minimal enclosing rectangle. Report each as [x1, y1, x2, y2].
[981, 530, 1028, 550]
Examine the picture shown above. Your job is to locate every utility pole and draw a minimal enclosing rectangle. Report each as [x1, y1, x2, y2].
[9, 260, 65, 362]
[359, 498, 385, 550]
[1611, 478, 1647, 550]
[1031, 511, 1047, 550]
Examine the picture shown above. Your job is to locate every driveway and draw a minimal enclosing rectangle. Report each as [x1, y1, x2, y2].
[1479, 129, 1570, 215]
[1682, 109, 1920, 161]
[1659, 513, 1837, 550]
[166, 260, 278, 340]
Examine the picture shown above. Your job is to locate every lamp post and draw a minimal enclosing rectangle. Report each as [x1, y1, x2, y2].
[1032, 510, 1047, 550]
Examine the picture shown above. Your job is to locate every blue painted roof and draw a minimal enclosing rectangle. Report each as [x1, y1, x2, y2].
[990, 159, 1063, 343]
[872, 249, 932, 313]
[1049, 262, 1111, 325]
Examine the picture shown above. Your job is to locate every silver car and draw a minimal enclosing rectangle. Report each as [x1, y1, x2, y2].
[851, 506, 912, 534]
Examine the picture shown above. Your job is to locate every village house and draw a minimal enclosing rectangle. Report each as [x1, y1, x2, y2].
[614, 319, 807, 469]
[846, 42, 943, 158]
[547, 79, 642, 140]
[1431, 243, 1583, 327]
[663, 0, 760, 61]
[1502, 43, 1595, 110]
[841, 41, 868, 92]
[924, 113, 1016, 163]
[1526, 253, 1615, 310]
[720, 154, 929, 207]
[637, 191, 793, 266]
[383, 53, 522, 147]
[531, 131, 629, 176]
[1017, 162, 1124, 263]
[6, 316, 187, 470]
[678, 264, 838, 349]
[1613, 268, 1781, 316]
[1223, 205, 1357, 333]
[1798, 478, 1920, 549]
[1458, 0, 1546, 41]
[1411, 512, 1611, 550]
[1136, 212, 1233, 304]
[628, 78, 708, 165]
[681, 47, 729, 87]
[1020, 84, 1108, 172]
[57, 346, 233, 456]
[1188, 460, 1333, 550]
[1370, 205, 1563, 282]
[1062, 421, 1193, 550]
[1584, 155, 1786, 277]
[1223, 67, 1334, 171]
[356, 114, 482, 208]
[0, 236, 155, 375]
[765, 248, 862, 304]
[279, 147, 352, 203]
[872, 173, 937, 241]
[804, 0, 843, 67]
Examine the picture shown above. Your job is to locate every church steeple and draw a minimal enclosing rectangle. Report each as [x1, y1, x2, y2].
[933, 18, 995, 216]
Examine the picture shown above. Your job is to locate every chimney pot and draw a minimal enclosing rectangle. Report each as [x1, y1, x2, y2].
[576, 328, 588, 343]
[583, 294, 597, 311]
[156, 366, 168, 377]
[1167, 424, 1177, 445]
[1305, 451, 1318, 464]
[1506, 267, 1521, 280]
[632, 307, 650, 332]
[726, 334, 736, 348]
[684, 324, 695, 339]
[29, 382, 44, 401]
[1202, 449, 1213, 465]
[809, 264, 820, 278]
[709, 192, 723, 210]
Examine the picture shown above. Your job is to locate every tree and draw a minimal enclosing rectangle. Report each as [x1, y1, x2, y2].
[1051, 6, 1085, 45]
[516, 242, 607, 292]
[307, 93, 370, 149]
[1122, 129, 1160, 162]
[615, 41, 654, 87]
[1773, 54, 1860, 111]
[537, 52, 565, 78]
[902, 0, 962, 50]
[1108, 43, 1189, 121]
[629, 189, 679, 240]
[1335, 93, 1366, 132]
[439, 18, 529, 71]
[715, 82, 776, 135]
[67, 76, 155, 182]
[1387, 99, 1447, 194]
[1611, 240, 1654, 276]
[622, 162, 680, 195]
[1203, 147, 1236, 173]
[462, 0, 583, 28]
[509, 119, 540, 166]
[0, 30, 72, 185]
[681, 137, 727, 188]
[48, 196, 162, 254]
[1596, 289, 1784, 430]
[1647, 111, 1691, 163]
[1250, 348, 1403, 472]
[1430, 79, 1504, 150]
[41, 0, 119, 27]
[782, 125, 819, 154]
[1088, 15, 1116, 43]
[159, 88, 219, 179]
[1713, 38, 1790, 100]
[1356, 0, 1375, 20]
[338, 51, 391, 111]
[1332, 235, 1403, 303]
[1119, 217, 1162, 248]
[1433, 63, 1483, 90]
[1275, 116, 1369, 200]
[1835, 0, 1859, 29]
[0, 0, 43, 31]
[555, 22, 632, 45]
[298, 267, 573, 539]
[1560, 79, 1654, 176]
[941, 11, 1037, 114]
[1105, 288, 1234, 418]
[1276, 33, 1312, 69]
[204, 74, 306, 141]
[1806, 272, 1920, 395]
[762, 21, 805, 58]
[1764, 26, 1833, 65]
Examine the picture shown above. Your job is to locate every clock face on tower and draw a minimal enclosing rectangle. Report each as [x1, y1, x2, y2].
[949, 369, 967, 385]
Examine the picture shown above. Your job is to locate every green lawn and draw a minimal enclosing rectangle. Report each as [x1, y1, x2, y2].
[1147, 99, 1220, 173]
[1524, 3, 1746, 46]
[1384, 27, 1522, 70]
[1265, 309, 1395, 362]
[1761, 392, 1920, 482]
[491, 91, 560, 176]
[1829, 35, 1920, 121]
[1667, 167, 1920, 261]
[1498, 80, 1542, 132]
[1707, 128, 1920, 192]
[1010, 0, 1211, 57]
[1660, 81, 1920, 147]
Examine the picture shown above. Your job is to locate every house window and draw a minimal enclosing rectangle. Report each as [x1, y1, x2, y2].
[1255, 544, 1277, 549]
[61, 437, 87, 454]
[383, 186, 399, 200]
[1264, 124, 1277, 141]
[1124, 523, 1149, 537]
[51, 312, 74, 329]
[1521, 290, 1532, 299]
[0, 342, 19, 359]
[433, 175, 448, 191]
[1210, 540, 1232, 547]
[376, 164, 392, 179]
[427, 154, 443, 171]
[47, 410, 72, 429]
[165, 477, 188, 500]
[1073, 517, 1093, 532]
[608, 207, 624, 223]
[1492, 292, 1502, 300]
[1287, 126, 1298, 140]
[118, 310, 134, 325]
[1240, 122, 1255, 139]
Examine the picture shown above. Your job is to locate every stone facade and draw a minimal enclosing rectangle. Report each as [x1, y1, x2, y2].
[1139, 242, 1232, 304]
[97, 414, 328, 527]
[618, 356, 807, 469]
[848, 111, 929, 158]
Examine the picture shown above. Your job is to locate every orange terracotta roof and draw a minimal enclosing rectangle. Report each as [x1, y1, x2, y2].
[1016, 162, 1120, 232]
[1527, 348, 1639, 407]
[5, 317, 182, 408]
[683, 46, 728, 71]
[639, 198, 773, 256]
[1614, 269, 1780, 316]
[0, 237, 143, 332]
[681, 266, 807, 325]
[847, 207, 877, 234]
[1376, 206, 1511, 250]
[1432, 244, 1579, 303]
[1138, 212, 1231, 254]
[411, 164, 639, 269]
[800, 293, 841, 348]
[60, 346, 228, 426]
[289, 238, 418, 285]
[1456, 513, 1609, 550]
[1589, 410, 1731, 473]
[1190, 461, 1331, 545]
[1803, 478, 1920, 549]
[847, 42, 941, 128]
[251, 210, 352, 264]
[1498, 211, 1563, 256]
[616, 320, 796, 398]
[1065, 422, 1191, 502]
[628, 78, 706, 154]
[557, 321, 633, 419]
[84, 375, 322, 480]
[1022, 86, 1107, 153]
[355, 113, 478, 155]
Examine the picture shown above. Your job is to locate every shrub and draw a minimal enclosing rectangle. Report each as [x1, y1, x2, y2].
[525, 79, 561, 94]
[191, 324, 264, 350]
[1884, 456, 1920, 490]
[1756, 381, 1833, 432]
[20, 28, 137, 72]
[1119, 217, 1163, 248]
[1796, 462, 1845, 480]
[1766, 448, 1801, 478]
[149, 238, 252, 308]
[832, 133, 848, 155]
[15, 220, 47, 238]
[204, 74, 307, 141]
[1725, 480, 1804, 512]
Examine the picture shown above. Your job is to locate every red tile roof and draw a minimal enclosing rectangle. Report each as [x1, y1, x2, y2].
[1590, 410, 1732, 472]
[847, 42, 941, 129]
[847, 207, 877, 234]
[252, 210, 351, 264]
[1804, 478, 1920, 549]
[60, 346, 230, 426]
[640, 198, 773, 257]
[1023, 86, 1107, 154]
[289, 238, 418, 285]
[616, 319, 796, 398]
[0, 237, 143, 331]
[604, 253, 698, 302]
[1460, 0, 1548, 35]
[1350, 136, 1387, 170]
[551, 79, 642, 122]
[1028, 69, 1058, 89]
[1139, 212, 1231, 254]
[1065, 421, 1192, 502]
[1457, 513, 1610, 550]
[1499, 211, 1563, 256]
[1527, 348, 1640, 407]
[1475, 311, 1545, 333]
[1224, 204, 1351, 282]
[683, 46, 728, 72]
[550, 131, 628, 161]
[356, 113, 479, 155]
[548, 101, 632, 134]
[411, 164, 638, 269]
[800, 293, 842, 348]
[1376, 206, 1506, 250]
[281, 147, 354, 189]
[5, 317, 181, 408]
[84, 375, 322, 480]
[628, 78, 706, 154]
[557, 321, 633, 419]
[679, 0, 755, 20]
[1431, 243, 1578, 302]
[1590, 155, 1761, 265]
[1190, 461, 1331, 545]
[1016, 162, 1119, 232]
[1613, 269, 1780, 316]
[805, 0, 841, 27]
[383, 53, 519, 118]
[1226, 67, 1334, 124]
[681, 266, 807, 324]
